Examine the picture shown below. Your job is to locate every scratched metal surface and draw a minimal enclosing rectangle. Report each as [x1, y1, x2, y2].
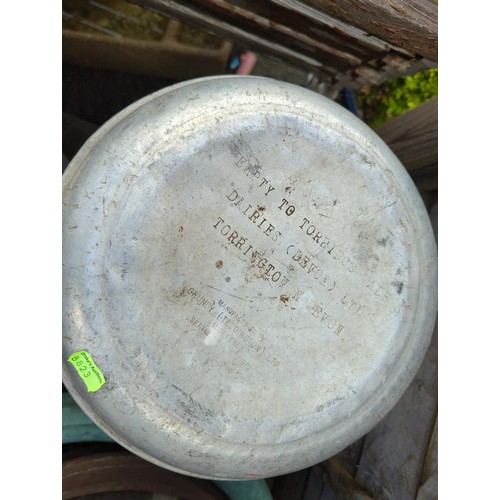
[62, 76, 437, 480]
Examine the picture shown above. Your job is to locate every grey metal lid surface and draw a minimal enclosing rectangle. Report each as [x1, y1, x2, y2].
[62, 76, 437, 480]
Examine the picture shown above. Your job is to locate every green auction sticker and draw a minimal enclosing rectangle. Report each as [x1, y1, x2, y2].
[67, 350, 106, 392]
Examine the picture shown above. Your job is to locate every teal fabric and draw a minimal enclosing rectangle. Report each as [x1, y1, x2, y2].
[62, 392, 114, 443]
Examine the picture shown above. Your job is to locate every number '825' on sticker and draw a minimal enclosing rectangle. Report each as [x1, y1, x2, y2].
[67, 350, 106, 392]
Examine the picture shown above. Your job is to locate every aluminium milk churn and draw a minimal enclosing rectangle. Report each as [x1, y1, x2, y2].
[62, 76, 437, 479]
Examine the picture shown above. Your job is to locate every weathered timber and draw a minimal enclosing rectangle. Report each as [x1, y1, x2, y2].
[375, 98, 438, 173]
[63, 18, 232, 81]
[133, 0, 336, 76]
[131, 0, 437, 88]
[302, 0, 437, 61]
[186, 0, 365, 69]
[355, 321, 438, 499]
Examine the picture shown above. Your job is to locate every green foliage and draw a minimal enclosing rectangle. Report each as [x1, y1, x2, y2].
[358, 68, 438, 127]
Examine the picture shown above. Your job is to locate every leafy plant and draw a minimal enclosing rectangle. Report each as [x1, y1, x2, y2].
[357, 68, 438, 127]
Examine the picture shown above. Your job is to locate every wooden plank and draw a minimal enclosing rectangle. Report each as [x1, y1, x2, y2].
[377, 54, 436, 81]
[132, 0, 433, 86]
[185, 0, 366, 69]
[274, 0, 414, 55]
[133, 0, 336, 77]
[355, 320, 438, 499]
[375, 98, 438, 145]
[301, 0, 438, 61]
[63, 27, 232, 80]
[375, 98, 438, 173]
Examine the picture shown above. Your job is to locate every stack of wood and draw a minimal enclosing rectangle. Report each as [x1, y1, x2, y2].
[131, 0, 437, 93]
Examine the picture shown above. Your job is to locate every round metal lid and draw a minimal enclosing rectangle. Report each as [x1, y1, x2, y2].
[62, 76, 437, 480]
